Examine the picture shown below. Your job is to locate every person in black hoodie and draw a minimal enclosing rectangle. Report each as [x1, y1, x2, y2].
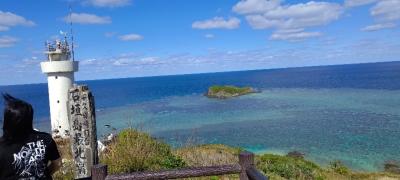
[0, 94, 61, 180]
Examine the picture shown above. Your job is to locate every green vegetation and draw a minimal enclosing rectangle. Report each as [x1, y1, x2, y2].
[175, 145, 400, 180]
[100, 128, 185, 174]
[55, 129, 400, 180]
[255, 153, 400, 180]
[206, 85, 257, 99]
[329, 160, 350, 175]
[257, 154, 325, 180]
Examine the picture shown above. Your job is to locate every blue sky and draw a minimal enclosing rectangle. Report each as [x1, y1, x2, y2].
[0, 0, 399, 85]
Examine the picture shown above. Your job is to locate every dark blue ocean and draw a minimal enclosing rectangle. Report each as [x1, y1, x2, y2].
[1, 61, 400, 171]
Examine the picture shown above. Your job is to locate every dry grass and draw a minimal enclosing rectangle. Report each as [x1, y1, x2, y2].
[53, 138, 74, 180]
[349, 172, 400, 180]
[54, 137, 72, 159]
[175, 144, 241, 167]
[175, 144, 242, 180]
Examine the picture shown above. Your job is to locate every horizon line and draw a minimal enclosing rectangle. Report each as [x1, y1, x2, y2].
[1, 60, 399, 87]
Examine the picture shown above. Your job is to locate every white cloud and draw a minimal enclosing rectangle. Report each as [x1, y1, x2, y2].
[84, 0, 131, 7]
[192, 17, 240, 29]
[118, 34, 143, 41]
[21, 56, 41, 66]
[233, 0, 342, 41]
[244, 1, 342, 30]
[64, 13, 111, 24]
[344, 0, 377, 7]
[204, 34, 215, 39]
[233, 0, 281, 14]
[56, 37, 400, 83]
[0, 26, 10, 31]
[370, 0, 400, 22]
[361, 23, 396, 31]
[0, 36, 18, 48]
[361, 0, 400, 32]
[0, 11, 35, 31]
[111, 55, 160, 66]
[113, 59, 128, 66]
[270, 31, 321, 41]
[81, 58, 98, 65]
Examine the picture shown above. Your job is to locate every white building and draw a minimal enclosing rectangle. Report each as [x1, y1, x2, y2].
[41, 36, 78, 138]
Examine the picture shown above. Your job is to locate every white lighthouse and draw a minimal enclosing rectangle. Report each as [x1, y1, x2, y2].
[41, 35, 78, 138]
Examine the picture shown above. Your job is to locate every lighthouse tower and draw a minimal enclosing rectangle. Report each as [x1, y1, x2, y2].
[41, 35, 78, 138]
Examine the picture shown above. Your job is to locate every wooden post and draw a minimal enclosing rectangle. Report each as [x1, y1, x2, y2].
[68, 85, 99, 179]
[92, 164, 108, 180]
[239, 151, 254, 180]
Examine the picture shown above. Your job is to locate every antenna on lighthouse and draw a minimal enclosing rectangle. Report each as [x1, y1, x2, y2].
[40, 3, 80, 138]
[69, 4, 75, 61]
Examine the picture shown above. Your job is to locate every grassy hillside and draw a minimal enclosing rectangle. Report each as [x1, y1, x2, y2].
[54, 129, 400, 180]
[176, 144, 400, 180]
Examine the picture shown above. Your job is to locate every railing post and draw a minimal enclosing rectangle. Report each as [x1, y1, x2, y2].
[91, 164, 107, 180]
[239, 151, 254, 180]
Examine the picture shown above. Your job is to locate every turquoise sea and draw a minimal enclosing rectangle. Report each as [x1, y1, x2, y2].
[1, 61, 400, 171]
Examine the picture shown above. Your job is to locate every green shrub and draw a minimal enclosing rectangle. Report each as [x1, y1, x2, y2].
[210, 176, 219, 180]
[329, 160, 349, 175]
[100, 128, 185, 174]
[256, 154, 325, 180]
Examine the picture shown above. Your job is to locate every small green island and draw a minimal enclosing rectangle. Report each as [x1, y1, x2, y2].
[206, 85, 259, 99]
